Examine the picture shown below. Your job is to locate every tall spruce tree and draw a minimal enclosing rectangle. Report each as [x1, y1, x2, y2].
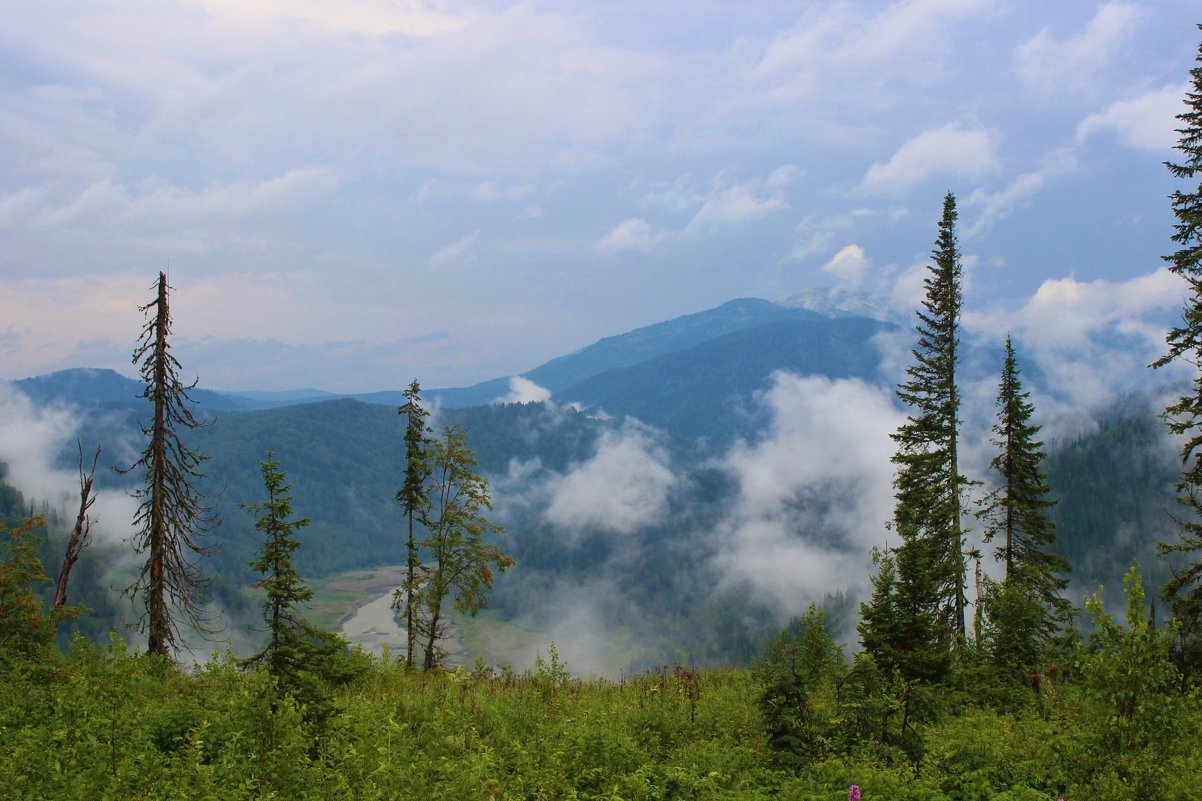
[1154, 26, 1202, 658]
[891, 192, 971, 644]
[122, 272, 217, 657]
[978, 337, 1070, 634]
[394, 379, 431, 669]
[861, 194, 971, 681]
[242, 452, 315, 684]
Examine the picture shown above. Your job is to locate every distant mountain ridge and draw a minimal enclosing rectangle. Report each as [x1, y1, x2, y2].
[11, 297, 879, 437]
[13, 368, 275, 412]
[421, 298, 842, 409]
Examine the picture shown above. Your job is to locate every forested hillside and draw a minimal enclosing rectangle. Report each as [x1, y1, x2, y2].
[1, 373, 1181, 672]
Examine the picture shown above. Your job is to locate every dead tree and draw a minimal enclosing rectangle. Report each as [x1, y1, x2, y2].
[122, 272, 219, 658]
[52, 440, 100, 610]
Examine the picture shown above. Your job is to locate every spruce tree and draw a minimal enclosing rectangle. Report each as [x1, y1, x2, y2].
[858, 546, 948, 683]
[394, 379, 432, 669]
[1154, 27, 1202, 662]
[242, 452, 315, 684]
[978, 336, 1070, 631]
[122, 272, 217, 657]
[891, 192, 971, 645]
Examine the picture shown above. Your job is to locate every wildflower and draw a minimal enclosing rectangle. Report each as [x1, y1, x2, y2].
[849, 785, 861, 801]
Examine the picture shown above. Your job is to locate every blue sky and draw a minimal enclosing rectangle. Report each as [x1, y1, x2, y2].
[0, 1, 1199, 392]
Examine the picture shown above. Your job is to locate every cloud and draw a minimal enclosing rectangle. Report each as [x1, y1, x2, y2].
[751, 0, 995, 84]
[963, 147, 1078, 238]
[0, 167, 339, 245]
[194, 0, 472, 38]
[470, 181, 535, 202]
[861, 123, 998, 192]
[821, 244, 871, 291]
[1015, 3, 1140, 94]
[713, 373, 902, 614]
[495, 376, 552, 405]
[685, 182, 788, 233]
[429, 231, 480, 266]
[1076, 84, 1187, 152]
[966, 268, 1182, 425]
[543, 424, 676, 536]
[0, 382, 140, 549]
[689, 185, 784, 230]
[597, 218, 663, 254]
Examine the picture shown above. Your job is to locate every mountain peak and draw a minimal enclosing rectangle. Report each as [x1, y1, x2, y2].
[779, 288, 892, 321]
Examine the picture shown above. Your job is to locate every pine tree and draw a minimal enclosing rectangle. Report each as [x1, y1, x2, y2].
[122, 272, 218, 657]
[394, 379, 431, 669]
[890, 192, 971, 647]
[415, 425, 512, 670]
[242, 452, 315, 683]
[978, 337, 1070, 633]
[1154, 26, 1202, 666]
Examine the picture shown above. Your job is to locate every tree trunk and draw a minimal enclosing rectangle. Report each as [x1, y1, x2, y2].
[54, 442, 99, 610]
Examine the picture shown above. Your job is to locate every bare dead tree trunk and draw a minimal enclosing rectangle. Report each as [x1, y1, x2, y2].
[54, 441, 100, 610]
[148, 271, 171, 657]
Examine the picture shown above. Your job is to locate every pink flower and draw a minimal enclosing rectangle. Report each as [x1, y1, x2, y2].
[849, 785, 861, 801]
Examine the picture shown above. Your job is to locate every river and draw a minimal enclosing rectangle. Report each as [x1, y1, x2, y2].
[338, 582, 467, 665]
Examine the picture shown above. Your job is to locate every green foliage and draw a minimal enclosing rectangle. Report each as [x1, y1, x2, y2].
[0, 516, 72, 677]
[242, 452, 314, 679]
[1077, 568, 1189, 797]
[859, 545, 949, 684]
[238, 452, 355, 728]
[1, 635, 1200, 800]
[753, 605, 843, 769]
[979, 579, 1045, 689]
[414, 424, 513, 670]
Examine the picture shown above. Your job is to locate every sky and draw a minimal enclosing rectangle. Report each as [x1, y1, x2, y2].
[1, 0, 1200, 393]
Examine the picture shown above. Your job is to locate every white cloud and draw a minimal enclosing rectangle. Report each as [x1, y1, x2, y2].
[597, 218, 662, 253]
[194, 0, 472, 38]
[966, 268, 1182, 419]
[963, 147, 1078, 238]
[543, 425, 676, 536]
[1015, 3, 1140, 93]
[714, 373, 903, 613]
[0, 167, 338, 239]
[821, 244, 871, 291]
[495, 376, 552, 405]
[429, 231, 480, 266]
[1076, 84, 1187, 152]
[686, 184, 786, 232]
[471, 181, 535, 202]
[752, 0, 995, 81]
[861, 123, 998, 193]
[0, 382, 140, 548]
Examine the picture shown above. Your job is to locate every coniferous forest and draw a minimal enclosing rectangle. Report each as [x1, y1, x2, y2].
[6, 23, 1202, 801]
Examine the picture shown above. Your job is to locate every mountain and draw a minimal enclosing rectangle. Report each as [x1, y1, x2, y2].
[220, 388, 338, 407]
[5, 295, 1189, 667]
[14, 368, 274, 413]
[556, 316, 893, 444]
[12, 299, 877, 432]
[422, 298, 829, 408]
